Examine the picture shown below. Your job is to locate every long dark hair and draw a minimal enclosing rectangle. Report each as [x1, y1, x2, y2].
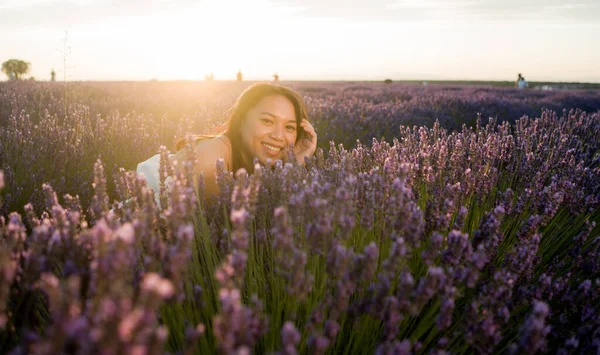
[175, 83, 310, 173]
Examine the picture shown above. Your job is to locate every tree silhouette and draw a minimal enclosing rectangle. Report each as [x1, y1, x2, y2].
[2, 59, 31, 80]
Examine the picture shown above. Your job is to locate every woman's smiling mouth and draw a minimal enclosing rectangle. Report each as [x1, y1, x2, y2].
[262, 142, 283, 152]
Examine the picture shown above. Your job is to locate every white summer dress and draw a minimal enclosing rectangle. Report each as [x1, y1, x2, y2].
[136, 152, 175, 206]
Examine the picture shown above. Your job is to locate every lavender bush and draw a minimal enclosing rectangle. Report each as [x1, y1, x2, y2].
[0, 81, 599, 354]
[1, 80, 599, 216]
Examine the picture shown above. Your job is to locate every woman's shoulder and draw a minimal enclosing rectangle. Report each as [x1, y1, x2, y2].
[193, 135, 232, 169]
[193, 135, 230, 151]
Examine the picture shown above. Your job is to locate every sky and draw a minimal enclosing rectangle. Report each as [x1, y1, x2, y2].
[1, 0, 600, 82]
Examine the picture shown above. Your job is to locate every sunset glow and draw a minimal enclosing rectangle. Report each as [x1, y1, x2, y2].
[1, 0, 599, 82]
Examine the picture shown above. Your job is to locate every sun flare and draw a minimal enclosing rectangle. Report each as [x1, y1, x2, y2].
[123, 0, 296, 80]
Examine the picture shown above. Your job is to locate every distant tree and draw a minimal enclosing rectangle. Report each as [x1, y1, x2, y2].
[2, 59, 31, 80]
[384, 79, 393, 84]
[51, 68, 56, 81]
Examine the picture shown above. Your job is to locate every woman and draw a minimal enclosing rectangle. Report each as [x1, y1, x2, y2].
[137, 83, 317, 203]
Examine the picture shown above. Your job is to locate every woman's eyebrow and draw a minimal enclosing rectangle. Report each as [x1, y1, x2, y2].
[259, 112, 296, 124]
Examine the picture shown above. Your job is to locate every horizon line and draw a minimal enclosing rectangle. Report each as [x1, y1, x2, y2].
[3, 78, 600, 85]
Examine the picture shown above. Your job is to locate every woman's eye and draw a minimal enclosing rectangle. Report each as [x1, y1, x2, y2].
[286, 126, 297, 132]
[261, 118, 273, 124]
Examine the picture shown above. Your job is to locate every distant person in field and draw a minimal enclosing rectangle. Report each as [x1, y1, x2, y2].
[237, 70, 243, 82]
[137, 83, 317, 203]
[515, 73, 528, 89]
[51, 69, 56, 82]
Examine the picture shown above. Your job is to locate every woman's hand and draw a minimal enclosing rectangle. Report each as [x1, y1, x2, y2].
[293, 119, 317, 165]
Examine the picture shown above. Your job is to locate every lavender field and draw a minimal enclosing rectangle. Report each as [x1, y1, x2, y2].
[0, 80, 599, 354]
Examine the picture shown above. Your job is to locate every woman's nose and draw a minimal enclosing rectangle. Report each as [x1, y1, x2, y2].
[269, 125, 284, 140]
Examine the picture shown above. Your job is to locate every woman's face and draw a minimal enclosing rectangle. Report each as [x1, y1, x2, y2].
[240, 94, 298, 165]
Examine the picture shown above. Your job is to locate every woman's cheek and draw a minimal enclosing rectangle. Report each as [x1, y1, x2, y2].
[291, 132, 298, 146]
[253, 123, 268, 139]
